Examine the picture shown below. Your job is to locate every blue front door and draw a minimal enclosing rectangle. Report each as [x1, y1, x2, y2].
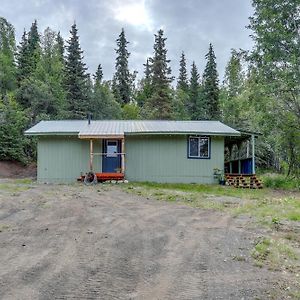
[102, 140, 121, 173]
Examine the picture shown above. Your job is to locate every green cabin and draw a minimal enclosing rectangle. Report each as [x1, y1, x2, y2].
[25, 120, 257, 184]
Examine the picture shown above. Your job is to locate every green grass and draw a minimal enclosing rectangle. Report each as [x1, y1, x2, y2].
[261, 174, 300, 190]
[0, 224, 10, 232]
[124, 182, 300, 224]
[124, 182, 300, 275]
[13, 178, 33, 184]
[0, 183, 31, 192]
[251, 237, 299, 271]
[128, 181, 266, 199]
[232, 196, 300, 224]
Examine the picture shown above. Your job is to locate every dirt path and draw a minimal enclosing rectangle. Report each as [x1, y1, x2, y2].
[0, 183, 292, 299]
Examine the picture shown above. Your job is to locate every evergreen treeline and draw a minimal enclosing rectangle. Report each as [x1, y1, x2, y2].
[0, 0, 299, 177]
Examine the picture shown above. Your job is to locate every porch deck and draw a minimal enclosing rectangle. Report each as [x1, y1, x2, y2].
[95, 172, 125, 181]
[78, 172, 125, 182]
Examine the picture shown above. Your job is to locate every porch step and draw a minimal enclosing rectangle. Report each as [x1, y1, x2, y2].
[225, 174, 263, 189]
[78, 172, 125, 182]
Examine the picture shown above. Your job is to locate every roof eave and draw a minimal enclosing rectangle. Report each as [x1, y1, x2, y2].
[24, 132, 79, 136]
[124, 131, 241, 136]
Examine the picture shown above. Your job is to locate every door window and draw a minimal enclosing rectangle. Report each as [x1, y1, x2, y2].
[106, 141, 118, 157]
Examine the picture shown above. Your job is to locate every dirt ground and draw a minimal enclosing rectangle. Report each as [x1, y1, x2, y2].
[0, 161, 36, 178]
[0, 181, 296, 299]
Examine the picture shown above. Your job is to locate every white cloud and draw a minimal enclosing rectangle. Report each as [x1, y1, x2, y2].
[110, 0, 153, 31]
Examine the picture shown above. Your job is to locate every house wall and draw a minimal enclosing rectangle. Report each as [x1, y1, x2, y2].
[125, 135, 224, 184]
[37, 136, 102, 183]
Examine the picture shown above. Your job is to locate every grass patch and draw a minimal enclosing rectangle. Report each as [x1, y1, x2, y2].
[13, 178, 33, 184]
[0, 224, 10, 232]
[127, 181, 265, 199]
[232, 196, 300, 224]
[261, 174, 300, 190]
[251, 237, 299, 271]
[0, 183, 31, 192]
[124, 182, 300, 225]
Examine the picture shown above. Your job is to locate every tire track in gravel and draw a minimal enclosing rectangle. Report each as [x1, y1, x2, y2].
[0, 184, 291, 299]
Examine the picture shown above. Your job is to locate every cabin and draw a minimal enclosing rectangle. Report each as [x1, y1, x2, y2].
[25, 120, 259, 185]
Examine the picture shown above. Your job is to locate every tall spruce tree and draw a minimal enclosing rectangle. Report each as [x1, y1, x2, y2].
[189, 61, 203, 120]
[27, 20, 41, 73]
[94, 64, 103, 86]
[177, 51, 188, 92]
[112, 28, 132, 105]
[16, 20, 41, 85]
[146, 29, 173, 119]
[202, 43, 220, 120]
[65, 23, 89, 119]
[16, 30, 30, 83]
[136, 58, 152, 108]
[56, 31, 64, 62]
[0, 17, 17, 95]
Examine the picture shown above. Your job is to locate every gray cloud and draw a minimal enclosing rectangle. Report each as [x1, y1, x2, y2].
[0, 0, 253, 81]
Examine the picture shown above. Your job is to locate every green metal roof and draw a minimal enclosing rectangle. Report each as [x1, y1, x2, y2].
[25, 120, 241, 137]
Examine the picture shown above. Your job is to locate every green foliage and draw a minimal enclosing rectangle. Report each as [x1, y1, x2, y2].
[65, 23, 89, 119]
[0, 17, 16, 94]
[189, 61, 205, 120]
[145, 29, 174, 119]
[177, 51, 188, 92]
[202, 43, 220, 120]
[248, 0, 300, 177]
[261, 174, 300, 190]
[172, 88, 189, 120]
[112, 29, 134, 105]
[94, 64, 103, 86]
[0, 95, 29, 162]
[122, 103, 140, 120]
[135, 59, 152, 109]
[91, 82, 121, 119]
[220, 49, 246, 127]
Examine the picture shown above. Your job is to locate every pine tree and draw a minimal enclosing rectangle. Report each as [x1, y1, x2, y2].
[56, 31, 64, 62]
[202, 43, 220, 120]
[113, 28, 132, 105]
[65, 23, 89, 119]
[0, 17, 17, 95]
[188, 62, 202, 119]
[144, 58, 151, 81]
[16, 30, 30, 83]
[94, 64, 103, 86]
[146, 29, 173, 119]
[136, 58, 152, 108]
[27, 20, 41, 72]
[177, 51, 188, 92]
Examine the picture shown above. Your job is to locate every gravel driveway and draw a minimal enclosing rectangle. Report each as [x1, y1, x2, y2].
[0, 182, 291, 299]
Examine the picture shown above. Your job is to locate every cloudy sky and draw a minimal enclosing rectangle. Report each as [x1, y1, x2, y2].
[0, 0, 254, 81]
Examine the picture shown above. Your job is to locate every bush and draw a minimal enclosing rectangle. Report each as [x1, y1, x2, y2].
[261, 174, 300, 190]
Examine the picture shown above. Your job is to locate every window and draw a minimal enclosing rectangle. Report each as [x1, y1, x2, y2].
[188, 136, 210, 159]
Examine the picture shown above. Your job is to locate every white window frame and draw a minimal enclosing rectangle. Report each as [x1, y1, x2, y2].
[188, 136, 210, 159]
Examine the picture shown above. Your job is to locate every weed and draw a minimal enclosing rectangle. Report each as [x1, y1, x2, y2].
[13, 178, 33, 184]
[0, 183, 31, 192]
[261, 174, 300, 190]
[0, 224, 10, 232]
[251, 237, 299, 271]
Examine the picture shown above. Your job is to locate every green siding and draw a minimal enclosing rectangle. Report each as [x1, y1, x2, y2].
[125, 135, 224, 184]
[37, 137, 102, 183]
